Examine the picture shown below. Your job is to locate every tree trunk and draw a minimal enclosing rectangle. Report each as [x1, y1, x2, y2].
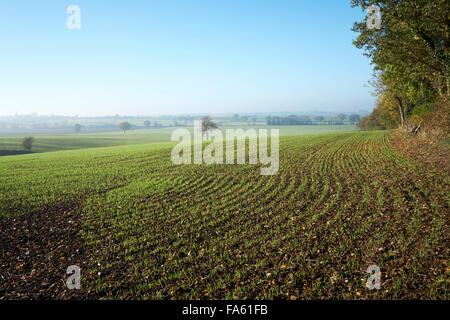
[395, 96, 405, 127]
[446, 75, 449, 98]
[413, 122, 422, 135]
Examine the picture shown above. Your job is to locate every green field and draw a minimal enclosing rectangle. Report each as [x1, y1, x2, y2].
[0, 129, 448, 299]
[0, 125, 358, 153]
[0, 128, 174, 153]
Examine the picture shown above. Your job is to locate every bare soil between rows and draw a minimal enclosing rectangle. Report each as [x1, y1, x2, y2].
[0, 203, 94, 299]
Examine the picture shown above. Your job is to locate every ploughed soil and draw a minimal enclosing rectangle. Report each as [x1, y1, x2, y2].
[0, 203, 94, 299]
[389, 130, 450, 174]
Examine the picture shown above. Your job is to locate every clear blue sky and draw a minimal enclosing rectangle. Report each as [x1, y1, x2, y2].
[0, 0, 375, 116]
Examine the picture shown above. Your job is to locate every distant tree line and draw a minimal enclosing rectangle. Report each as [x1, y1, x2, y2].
[266, 114, 360, 126]
[231, 114, 258, 122]
[144, 120, 163, 128]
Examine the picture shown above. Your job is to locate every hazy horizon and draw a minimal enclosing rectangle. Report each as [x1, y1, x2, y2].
[0, 108, 371, 118]
[0, 1, 376, 117]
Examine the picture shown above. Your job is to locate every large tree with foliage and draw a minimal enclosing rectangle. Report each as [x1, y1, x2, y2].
[352, 0, 449, 132]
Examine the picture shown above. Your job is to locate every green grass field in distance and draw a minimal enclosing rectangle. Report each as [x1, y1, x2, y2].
[0, 124, 358, 153]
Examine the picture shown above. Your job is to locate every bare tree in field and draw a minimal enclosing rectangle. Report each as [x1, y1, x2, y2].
[201, 116, 218, 140]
